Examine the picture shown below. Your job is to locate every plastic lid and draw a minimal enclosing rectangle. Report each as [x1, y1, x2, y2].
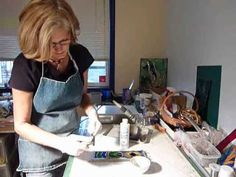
[209, 163, 221, 172]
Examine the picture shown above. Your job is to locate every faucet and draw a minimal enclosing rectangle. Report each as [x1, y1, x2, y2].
[112, 100, 136, 121]
[112, 100, 153, 143]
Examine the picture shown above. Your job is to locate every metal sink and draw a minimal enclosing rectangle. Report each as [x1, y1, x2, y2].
[97, 105, 139, 124]
[96, 105, 152, 143]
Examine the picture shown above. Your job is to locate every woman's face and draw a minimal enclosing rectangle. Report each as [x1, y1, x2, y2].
[50, 28, 71, 61]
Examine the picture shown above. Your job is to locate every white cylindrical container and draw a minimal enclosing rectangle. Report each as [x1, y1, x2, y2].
[218, 165, 236, 177]
[209, 163, 221, 177]
[120, 118, 130, 150]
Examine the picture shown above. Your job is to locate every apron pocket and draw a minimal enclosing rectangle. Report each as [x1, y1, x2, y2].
[18, 138, 66, 172]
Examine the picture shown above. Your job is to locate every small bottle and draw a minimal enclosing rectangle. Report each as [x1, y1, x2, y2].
[120, 118, 130, 150]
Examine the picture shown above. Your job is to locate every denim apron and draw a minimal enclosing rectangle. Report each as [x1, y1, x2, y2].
[17, 53, 83, 173]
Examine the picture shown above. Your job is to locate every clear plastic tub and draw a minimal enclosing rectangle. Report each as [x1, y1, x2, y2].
[187, 138, 221, 167]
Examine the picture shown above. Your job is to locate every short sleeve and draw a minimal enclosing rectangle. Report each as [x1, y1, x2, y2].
[69, 44, 94, 75]
[8, 53, 41, 92]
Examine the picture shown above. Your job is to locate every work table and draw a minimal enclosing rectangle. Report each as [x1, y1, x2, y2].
[63, 125, 203, 177]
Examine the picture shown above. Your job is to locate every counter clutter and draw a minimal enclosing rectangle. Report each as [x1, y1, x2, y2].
[63, 124, 202, 177]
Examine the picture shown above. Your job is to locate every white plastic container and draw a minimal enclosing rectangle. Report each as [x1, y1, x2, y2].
[139, 93, 152, 109]
[218, 165, 236, 177]
[187, 138, 221, 167]
[120, 118, 130, 150]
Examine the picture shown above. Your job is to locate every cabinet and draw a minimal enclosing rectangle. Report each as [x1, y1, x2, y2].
[0, 133, 19, 177]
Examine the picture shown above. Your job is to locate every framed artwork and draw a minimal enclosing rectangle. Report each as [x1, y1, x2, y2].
[139, 58, 168, 92]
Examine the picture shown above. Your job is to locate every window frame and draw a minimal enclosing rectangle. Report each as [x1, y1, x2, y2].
[88, 59, 110, 88]
[88, 0, 115, 92]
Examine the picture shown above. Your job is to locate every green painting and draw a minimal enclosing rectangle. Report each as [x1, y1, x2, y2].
[195, 65, 222, 128]
[139, 58, 168, 92]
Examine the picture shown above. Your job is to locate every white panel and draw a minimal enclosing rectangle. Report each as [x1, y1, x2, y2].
[0, 36, 20, 58]
[0, 0, 109, 60]
[68, 0, 110, 59]
[0, 0, 27, 58]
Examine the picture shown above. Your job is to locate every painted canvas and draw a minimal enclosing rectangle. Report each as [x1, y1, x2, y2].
[139, 58, 168, 92]
[92, 150, 147, 161]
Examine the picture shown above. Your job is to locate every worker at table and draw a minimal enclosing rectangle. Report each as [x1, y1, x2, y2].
[9, 0, 101, 176]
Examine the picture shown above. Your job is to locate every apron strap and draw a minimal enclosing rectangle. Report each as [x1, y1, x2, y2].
[41, 62, 45, 77]
[40, 52, 79, 77]
[68, 51, 79, 72]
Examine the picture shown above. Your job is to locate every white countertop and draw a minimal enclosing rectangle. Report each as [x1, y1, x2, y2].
[63, 126, 202, 177]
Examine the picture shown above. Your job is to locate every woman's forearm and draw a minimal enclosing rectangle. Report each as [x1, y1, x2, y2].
[15, 121, 62, 149]
[80, 93, 92, 110]
[12, 88, 61, 149]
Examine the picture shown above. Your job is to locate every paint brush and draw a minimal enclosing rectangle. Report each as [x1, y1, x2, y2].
[128, 80, 134, 90]
[92, 136, 95, 146]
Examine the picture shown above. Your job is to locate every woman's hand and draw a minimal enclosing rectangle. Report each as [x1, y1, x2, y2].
[87, 116, 102, 136]
[80, 92, 102, 136]
[86, 106, 102, 136]
[56, 134, 93, 156]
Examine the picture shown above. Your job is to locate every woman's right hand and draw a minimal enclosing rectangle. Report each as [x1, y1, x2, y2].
[57, 134, 93, 156]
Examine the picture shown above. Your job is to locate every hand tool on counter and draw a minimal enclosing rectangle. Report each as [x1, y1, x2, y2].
[112, 100, 137, 124]
[90, 125, 114, 147]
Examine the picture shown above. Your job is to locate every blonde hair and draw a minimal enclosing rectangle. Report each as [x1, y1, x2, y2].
[18, 0, 80, 61]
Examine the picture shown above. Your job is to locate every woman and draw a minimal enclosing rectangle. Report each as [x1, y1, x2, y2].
[9, 0, 101, 176]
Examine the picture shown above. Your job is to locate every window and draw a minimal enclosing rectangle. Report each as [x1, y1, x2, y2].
[0, 59, 13, 88]
[68, 0, 113, 89]
[88, 60, 109, 87]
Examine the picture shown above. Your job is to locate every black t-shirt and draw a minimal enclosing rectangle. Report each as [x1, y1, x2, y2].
[9, 44, 94, 93]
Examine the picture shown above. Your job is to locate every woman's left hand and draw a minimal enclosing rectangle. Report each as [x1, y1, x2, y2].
[86, 106, 102, 136]
[88, 117, 102, 136]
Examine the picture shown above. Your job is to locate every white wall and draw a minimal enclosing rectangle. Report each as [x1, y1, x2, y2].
[166, 0, 236, 133]
[115, 0, 166, 93]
